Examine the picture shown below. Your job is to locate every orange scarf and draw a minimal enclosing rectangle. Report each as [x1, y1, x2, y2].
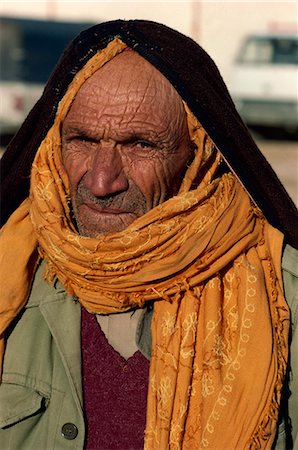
[0, 39, 290, 449]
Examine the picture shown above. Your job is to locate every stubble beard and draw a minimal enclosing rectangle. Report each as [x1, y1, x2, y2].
[71, 180, 148, 237]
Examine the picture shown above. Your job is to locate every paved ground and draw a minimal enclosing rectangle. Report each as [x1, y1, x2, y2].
[256, 138, 298, 207]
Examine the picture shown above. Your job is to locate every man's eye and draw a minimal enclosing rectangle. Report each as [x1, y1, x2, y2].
[134, 140, 154, 149]
[70, 136, 97, 145]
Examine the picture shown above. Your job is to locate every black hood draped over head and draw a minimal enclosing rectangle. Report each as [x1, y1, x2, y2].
[1, 19, 297, 248]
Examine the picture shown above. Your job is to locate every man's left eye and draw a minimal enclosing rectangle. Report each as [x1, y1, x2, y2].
[134, 140, 154, 149]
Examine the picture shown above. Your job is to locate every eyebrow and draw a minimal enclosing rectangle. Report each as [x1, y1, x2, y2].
[62, 126, 89, 137]
[62, 124, 163, 143]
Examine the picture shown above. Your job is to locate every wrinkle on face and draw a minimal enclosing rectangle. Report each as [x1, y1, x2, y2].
[61, 50, 193, 237]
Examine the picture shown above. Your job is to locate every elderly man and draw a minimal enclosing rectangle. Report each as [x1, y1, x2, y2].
[0, 20, 297, 450]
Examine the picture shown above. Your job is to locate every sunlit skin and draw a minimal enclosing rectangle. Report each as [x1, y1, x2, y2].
[61, 50, 193, 237]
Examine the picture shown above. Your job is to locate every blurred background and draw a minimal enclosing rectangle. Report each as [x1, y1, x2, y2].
[0, 0, 297, 205]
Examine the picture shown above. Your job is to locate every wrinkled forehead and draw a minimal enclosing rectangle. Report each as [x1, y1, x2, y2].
[56, 38, 193, 131]
[67, 49, 186, 121]
[62, 49, 190, 144]
[81, 49, 165, 90]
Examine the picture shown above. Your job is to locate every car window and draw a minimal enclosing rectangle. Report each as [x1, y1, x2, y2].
[237, 37, 298, 65]
[0, 18, 94, 83]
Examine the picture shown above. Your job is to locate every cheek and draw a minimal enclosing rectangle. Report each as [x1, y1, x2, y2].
[62, 147, 89, 194]
[126, 152, 188, 207]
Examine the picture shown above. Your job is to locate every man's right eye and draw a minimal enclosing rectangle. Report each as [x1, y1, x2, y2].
[69, 135, 97, 145]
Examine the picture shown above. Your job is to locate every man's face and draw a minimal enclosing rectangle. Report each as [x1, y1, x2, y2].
[61, 51, 192, 237]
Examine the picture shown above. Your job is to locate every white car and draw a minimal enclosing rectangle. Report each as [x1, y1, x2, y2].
[230, 33, 298, 134]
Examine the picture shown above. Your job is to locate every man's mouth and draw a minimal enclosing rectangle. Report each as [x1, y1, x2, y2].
[82, 200, 133, 215]
[73, 183, 148, 235]
[76, 202, 138, 236]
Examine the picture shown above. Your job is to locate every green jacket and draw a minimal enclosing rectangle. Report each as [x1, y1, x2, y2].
[0, 245, 297, 450]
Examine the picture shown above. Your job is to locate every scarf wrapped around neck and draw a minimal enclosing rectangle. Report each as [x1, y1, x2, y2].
[0, 39, 290, 449]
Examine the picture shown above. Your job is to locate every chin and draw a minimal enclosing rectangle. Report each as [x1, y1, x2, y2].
[77, 217, 135, 237]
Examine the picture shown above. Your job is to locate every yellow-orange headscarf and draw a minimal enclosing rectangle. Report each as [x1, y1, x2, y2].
[0, 39, 290, 449]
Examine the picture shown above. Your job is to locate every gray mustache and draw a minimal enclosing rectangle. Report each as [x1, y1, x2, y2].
[76, 180, 147, 212]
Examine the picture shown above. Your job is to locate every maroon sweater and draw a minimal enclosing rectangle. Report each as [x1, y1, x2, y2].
[81, 308, 150, 450]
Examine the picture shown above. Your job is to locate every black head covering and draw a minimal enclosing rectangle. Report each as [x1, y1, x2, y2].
[1, 19, 297, 248]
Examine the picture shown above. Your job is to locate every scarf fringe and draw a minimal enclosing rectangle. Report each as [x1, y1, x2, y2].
[249, 242, 289, 448]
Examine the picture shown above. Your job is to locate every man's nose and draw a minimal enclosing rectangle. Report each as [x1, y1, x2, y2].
[83, 143, 128, 197]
